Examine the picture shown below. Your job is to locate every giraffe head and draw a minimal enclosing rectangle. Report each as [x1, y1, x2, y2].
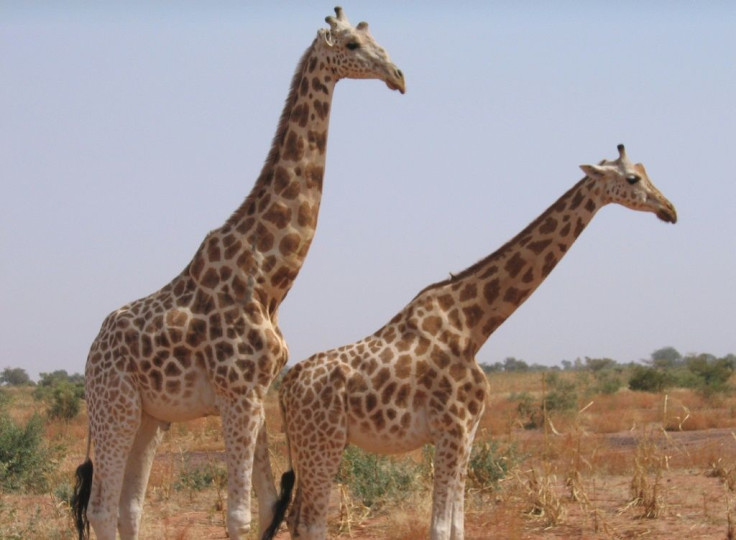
[317, 6, 405, 93]
[579, 144, 677, 224]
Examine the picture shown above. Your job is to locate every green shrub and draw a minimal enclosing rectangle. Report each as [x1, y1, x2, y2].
[467, 439, 516, 492]
[512, 391, 543, 429]
[543, 373, 578, 412]
[336, 445, 418, 508]
[33, 378, 84, 421]
[686, 355, 734, 396]
[628, 366, 671, 393]
[0, 413, 60, 493]
[47, 382, 83, 420]
[0, 389, 10, 410]
[668, 367, 702, 389]
[593, 370, 623, 395]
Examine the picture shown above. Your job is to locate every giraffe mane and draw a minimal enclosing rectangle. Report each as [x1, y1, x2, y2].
[410, 176, 590, 300]
[223, 39, 318, 229]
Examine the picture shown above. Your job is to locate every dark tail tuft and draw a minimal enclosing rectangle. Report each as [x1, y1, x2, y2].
[261, 469, 295, 540]
[71, 458, 93, 540]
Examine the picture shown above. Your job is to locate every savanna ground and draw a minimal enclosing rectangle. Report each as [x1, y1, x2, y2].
[3, 369, 736, 539]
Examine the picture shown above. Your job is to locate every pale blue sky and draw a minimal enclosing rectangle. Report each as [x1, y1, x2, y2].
[2, 2, 734, 380]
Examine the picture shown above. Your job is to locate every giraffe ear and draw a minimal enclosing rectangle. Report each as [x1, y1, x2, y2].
[318, 28, 335, 47]
[579, 164, 605, 178]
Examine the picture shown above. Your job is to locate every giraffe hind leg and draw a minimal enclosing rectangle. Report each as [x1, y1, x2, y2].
[261, 468, 295, 540]
[253, 420, 284, 537]
[117, 412, 167, 539]
[288, 439, 345, 539]
[85, 376, 142, 540]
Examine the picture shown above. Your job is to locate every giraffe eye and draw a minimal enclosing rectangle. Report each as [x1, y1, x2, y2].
[346, 42, 360, 50]
[626, 174, 641, 185]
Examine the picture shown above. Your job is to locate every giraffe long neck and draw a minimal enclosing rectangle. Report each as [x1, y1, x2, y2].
[413, 175, 604, 356]
[188, 39, 337, 312]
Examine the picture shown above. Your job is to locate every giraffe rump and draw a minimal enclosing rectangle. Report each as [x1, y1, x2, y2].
[71, 458, 93, 540]
[261, 469, 295, 540]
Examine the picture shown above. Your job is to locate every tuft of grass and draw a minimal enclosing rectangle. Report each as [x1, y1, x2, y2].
[706, 456, 736, 491]
[629, 429, 667, 518]
[517, 466, 564, 526]
[173, 456, 227, 496]
[0, 501, 43, 540]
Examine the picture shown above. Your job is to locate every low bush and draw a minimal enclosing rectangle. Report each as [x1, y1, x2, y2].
[337, 445, 419, 509]
[467, 438, 516, 492]
[0, 413, 60, 493]
[628, 366, 671, 393]
[32, 371, 85, 421]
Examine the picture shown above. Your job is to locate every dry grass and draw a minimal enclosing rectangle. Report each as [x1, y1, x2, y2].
[3, 372, 736, 538]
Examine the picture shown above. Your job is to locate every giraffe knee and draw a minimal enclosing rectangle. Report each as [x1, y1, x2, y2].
[86, 504, 117, 540]
[227, 510, 252, 539]
[117, 501, 143, 538]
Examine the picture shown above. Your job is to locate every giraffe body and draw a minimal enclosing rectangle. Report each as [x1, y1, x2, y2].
[72, 7, 404, 540]
[267, 145, 677, 540]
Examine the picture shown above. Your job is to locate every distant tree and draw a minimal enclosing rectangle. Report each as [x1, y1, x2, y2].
[650, 347, 682, 368]
[37, 370, 84, 387]
[685, 354, 734, 396]
[584, 357, 617, 372]
[0, 367, 32, 386]
[479, 362, 503, 373]
[503, 357, 529, 372]
[560, 360, 573, 371]
[530, 363, 555, 372]
[33, 370, 85, 421]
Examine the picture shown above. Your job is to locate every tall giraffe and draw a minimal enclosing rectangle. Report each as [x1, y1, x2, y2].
[264, 145, 677, 540]
[71, 8, 405, 540]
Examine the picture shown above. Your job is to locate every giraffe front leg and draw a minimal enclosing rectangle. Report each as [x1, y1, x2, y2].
[449, 419, 481, 540]
[117, 412, 167, 539]
[430, 431, 474, 540]
[219, 395, 263, 539]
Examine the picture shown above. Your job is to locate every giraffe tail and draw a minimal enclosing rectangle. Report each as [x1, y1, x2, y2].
[261, 469, 295, 540]
[71, 430, 93, 540]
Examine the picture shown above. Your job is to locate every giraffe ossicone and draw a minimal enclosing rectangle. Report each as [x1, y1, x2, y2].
[70, 7, 404, 540]
[264, 145, 676, 540]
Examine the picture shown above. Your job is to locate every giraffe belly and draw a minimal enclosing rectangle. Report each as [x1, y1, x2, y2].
[140, 369, 219, 422]
[346, 409, 431, 455]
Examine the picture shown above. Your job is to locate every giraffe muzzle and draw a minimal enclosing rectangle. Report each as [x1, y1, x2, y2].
[385, 66, 406, 94]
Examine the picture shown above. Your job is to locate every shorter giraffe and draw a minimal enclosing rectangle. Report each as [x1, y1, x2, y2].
[263, 145, 677, 540]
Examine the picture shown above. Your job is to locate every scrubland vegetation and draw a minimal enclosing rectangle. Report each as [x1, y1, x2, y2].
[2, 347, 736, 539]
